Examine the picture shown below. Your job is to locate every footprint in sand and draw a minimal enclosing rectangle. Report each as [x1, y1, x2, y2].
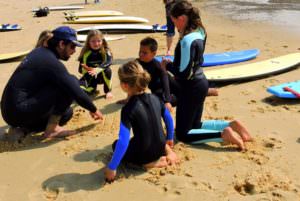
[233, 170, 299, 198]
[297, 138, 300, 143]
[244, 137, 282, 165]
[262, 137, 282, 149]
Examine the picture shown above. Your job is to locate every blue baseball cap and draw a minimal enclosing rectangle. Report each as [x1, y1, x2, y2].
[52, 26, 82, 47]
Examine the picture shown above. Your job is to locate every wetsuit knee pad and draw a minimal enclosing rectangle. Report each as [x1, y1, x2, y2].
[201, 120, 230, 132]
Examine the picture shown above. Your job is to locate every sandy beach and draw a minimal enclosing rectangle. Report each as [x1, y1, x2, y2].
[0, 0, 300, 200]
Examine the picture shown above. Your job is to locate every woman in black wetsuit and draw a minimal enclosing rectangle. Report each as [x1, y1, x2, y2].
[104, 60, 179, 182]
[161, 1, 251, 150]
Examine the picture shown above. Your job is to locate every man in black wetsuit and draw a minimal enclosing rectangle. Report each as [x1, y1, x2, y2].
[1, 26, 103, 141]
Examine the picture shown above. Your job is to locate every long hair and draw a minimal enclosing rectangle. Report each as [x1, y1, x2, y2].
[118, 60, 151, 92]
[35, 30, 53, 48]
[170, 0, 207, 37]
[78, 29, 111, 61]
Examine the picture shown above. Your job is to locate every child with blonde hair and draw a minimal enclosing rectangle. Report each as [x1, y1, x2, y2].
[104, 60, 178, 182]
[78, 30, 113, 98]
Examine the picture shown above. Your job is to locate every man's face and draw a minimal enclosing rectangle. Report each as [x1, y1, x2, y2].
[59, 41, 76, 61]
[139, 45, 156, 63]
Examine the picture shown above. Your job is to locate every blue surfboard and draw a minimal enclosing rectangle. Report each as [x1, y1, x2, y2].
[267, 80, 300, 99]
[155, 49, 260, 67]
[0, 24, 21, 32]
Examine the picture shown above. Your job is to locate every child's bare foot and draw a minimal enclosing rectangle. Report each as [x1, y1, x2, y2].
[105, 92, 113, 99]
[229, 120, 252, 142]
[143, 156, 168, 169]
[43, 125, 76, 139]
[221, 127, 245, 150]
[207, 88, 218, 96]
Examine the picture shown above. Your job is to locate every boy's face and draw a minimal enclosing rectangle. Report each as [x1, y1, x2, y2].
[139, 45, 156, 63]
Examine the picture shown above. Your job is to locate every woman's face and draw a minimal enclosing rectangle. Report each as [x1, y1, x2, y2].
[171, 15, 187, 32]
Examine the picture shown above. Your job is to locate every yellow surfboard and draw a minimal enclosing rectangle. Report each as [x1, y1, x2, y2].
[77, 34, 126, 42]
[204, 53, 300, 82]
[64, 10, 124, 18]
[0, 50, 30, 62]
[65, 16, 149, 24]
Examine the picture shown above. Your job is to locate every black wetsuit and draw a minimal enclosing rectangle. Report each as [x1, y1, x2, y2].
[166, 29, 221, 143]
[108, 93, 174, 170]
[79, 48, 112, 94]
[138, 59, 177, 105]
[1, 47, 97, 132]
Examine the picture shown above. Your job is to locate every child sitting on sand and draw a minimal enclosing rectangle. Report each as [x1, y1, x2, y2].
[78, 30, 113, 98]
[104, 60, 179, 182]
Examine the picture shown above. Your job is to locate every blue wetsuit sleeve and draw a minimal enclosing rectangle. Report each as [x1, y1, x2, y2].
[162, 108, 174, 140]
[108, 121, 130, 170]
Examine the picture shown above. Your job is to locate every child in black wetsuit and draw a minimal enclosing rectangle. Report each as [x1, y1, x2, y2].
[117, 37, 218, 111]
[104, 60, 179, 182]
[78, 30, 113, 99]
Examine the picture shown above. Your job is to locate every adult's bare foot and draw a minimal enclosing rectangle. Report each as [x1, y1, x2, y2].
[230, 120, 252, 142]
[221, 127, 245, 150]
[143, 156, 168, 169]
[43, 125, 76, 139]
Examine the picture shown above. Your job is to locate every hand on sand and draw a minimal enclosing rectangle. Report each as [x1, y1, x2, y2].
[104, 167, 116, 183]
[166, 151, 180, 166]
[166, 140, 174, 148]
[90, 110, 104, 121]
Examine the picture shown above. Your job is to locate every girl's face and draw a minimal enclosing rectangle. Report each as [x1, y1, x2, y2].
[120, 82, 129, 93]
[89, 35, 103, 50]
[171, 15, 187, 33]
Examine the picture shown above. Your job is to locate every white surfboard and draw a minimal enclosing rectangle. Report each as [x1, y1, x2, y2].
[0, 50, 30, 62]
[32, 6, 84, 12]
[77, 34, 126, 42]
[65, 16, 149, 24]
[64, 10, 124, 18]
[204, 53, 300, 82]
[76, 24, 167, 34]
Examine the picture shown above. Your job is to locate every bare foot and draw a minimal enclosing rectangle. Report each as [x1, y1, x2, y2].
[221, 127, 245, 150]
[105, 92, 113, 99]
[207, 88, 218, 96]
[143, 156, 168, 169]
[43, 126, 76, 139]
[230, 120, 252, 142]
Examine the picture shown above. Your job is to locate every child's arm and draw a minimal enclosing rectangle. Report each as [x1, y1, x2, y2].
[162, 107, 174, 148]
[94, 50, 113, 75]
[105, 121, 130, 182]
